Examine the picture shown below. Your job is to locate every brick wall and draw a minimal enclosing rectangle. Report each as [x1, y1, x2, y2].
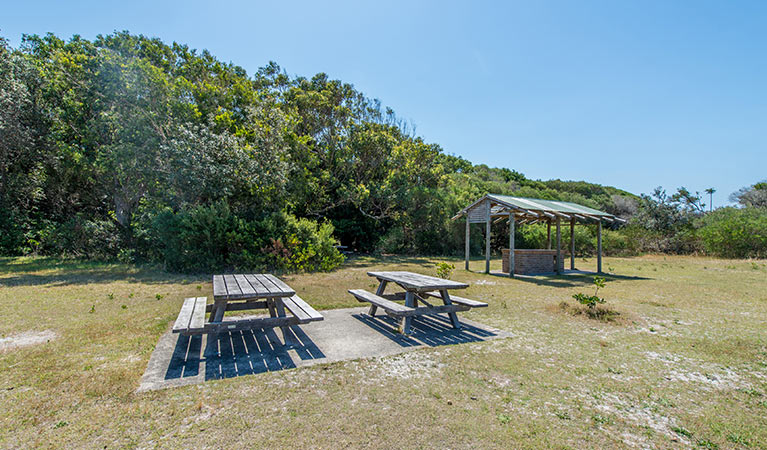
[502, 249, 565, 275]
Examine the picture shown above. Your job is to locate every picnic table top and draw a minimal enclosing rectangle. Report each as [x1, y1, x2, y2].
[367, 271, 469, 292]
[213, 274, 295, 301]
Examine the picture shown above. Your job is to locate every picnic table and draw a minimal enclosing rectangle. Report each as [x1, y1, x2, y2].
[172, 274, 323, 342]
[348, 271, 487, 335]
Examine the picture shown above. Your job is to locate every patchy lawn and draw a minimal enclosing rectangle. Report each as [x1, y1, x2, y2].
[1, 255, 766, 448]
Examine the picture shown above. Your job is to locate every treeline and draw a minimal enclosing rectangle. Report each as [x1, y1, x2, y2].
[1, 32, 765, 272]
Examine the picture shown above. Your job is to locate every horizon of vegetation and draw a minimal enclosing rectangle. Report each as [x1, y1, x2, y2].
[1, 31, 766, 272]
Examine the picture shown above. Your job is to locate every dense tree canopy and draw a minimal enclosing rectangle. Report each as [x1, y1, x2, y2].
[0, 32, 764, 269]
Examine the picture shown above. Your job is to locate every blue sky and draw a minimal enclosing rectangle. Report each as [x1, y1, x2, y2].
[3, 0, 766, 205]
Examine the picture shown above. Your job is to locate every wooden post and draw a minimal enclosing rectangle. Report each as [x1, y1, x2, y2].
[509, 213, 515, 278]
[547, 221, 552, 249]
[597, 221, 603, 274]
[555, 217, 562, 275]
[485, 201, 491, 274]
[465, 218, 470, 271]
[570, 219, 575, 271]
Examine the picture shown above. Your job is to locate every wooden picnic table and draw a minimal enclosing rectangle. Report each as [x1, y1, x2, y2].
[172, 274, 322, 342]
[349, 271, 487, 335]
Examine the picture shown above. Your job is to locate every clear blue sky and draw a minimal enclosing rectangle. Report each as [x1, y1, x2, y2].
[4, 0, 766, 205]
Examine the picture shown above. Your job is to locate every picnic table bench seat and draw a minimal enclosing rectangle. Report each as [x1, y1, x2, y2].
[172, 297, 208, 336]
[349, 288, 479, 317]
[348, 289, 415, 316]
[422, 291, 488, 308]
[282, 295, 324, 323]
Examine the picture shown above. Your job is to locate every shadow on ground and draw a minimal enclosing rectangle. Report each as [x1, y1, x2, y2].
[341, 255, 435, 268]
[141, 307, 511, 391]
[483, 270, 651, 288]
[166, 326, 325, 381]
[352, 313, 497, 347]
[0, 258, 204, 288]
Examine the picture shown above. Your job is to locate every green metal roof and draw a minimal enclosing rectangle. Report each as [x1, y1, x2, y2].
[487, 194, 613, 217]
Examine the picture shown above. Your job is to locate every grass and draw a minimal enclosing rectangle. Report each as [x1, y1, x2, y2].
[1, 254, 766, 448]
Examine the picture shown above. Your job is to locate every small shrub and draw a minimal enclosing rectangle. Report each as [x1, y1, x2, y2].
[435, 262, 455, 279]
[572, 276, 606, 309]
[672, 426, 693, 438]
[591, 414, 611, 426]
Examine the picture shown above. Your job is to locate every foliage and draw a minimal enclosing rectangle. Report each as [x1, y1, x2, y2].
[572, 276, 607, 309]
[435, 261, 455, 279]
[697, 207, 767, 258]
[730, 181, 767, 209]
[143, 203, 343, 273]
[1, 31, 764, 268]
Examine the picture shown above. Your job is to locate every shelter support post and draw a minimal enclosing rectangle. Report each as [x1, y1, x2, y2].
[547, 221, 551, 249]
[597, 221, 603, 274]
[556, 218, 562, 275]
[570, 219, 575, 270]
[509, 213, 515, 278]
[465, 218, 470, 271]
[485, 201, 491, 274]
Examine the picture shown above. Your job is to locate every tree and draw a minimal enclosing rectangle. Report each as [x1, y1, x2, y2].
[704, 187, 716, 212]
[731, 182, 767, 209]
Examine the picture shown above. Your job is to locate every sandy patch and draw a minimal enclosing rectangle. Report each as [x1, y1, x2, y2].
[0, 330, 57, 352]
[645, 351, 747, 391]
[589, 392, 690, 447]
[358, 350, 445, 383]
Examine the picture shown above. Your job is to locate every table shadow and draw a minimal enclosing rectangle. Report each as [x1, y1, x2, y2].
[352, 313, 497, 348]
[164, 326, 325, 381]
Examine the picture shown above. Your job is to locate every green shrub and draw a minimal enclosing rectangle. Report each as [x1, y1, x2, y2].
[572, 276, 606, 309]
[698, 207, 767, 258]
[147, 202, 247, 272]
[144, 203, 344, 273]
[435, 261, 455, 279]
[0, 208, 25, 255]
[261, 214, 345, 272]
[41, 215, 121, 259]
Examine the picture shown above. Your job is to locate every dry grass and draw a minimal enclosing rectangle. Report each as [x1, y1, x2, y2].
[1, 255, 766, 448]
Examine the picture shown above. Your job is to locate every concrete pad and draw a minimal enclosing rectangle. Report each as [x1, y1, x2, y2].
[138, 307, 512, 392]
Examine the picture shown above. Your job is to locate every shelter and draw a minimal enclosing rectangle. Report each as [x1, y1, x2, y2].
[452, 194, 625, 276]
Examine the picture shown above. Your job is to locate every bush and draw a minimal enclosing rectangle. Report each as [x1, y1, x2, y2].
[40, 215, 121, 259]
[148, 202, 249, 272]
[435, 261, 455, 279]
[144, 202, 345, 273]
[698, 207, 767, 258]
[0, 207, 26, 255]
[260, 214, 346, 272]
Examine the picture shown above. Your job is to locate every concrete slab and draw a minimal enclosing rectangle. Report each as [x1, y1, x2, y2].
[138, 307, 512, 392]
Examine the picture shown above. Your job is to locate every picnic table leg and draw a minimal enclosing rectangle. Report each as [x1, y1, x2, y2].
[369, 280, 388, 316]
[210, 299, 227, 323]
[399, 291, 415, 334]
[274, 298, 298, 348]
[266, 298, 277, 317]
[440, 289, 462, 329]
